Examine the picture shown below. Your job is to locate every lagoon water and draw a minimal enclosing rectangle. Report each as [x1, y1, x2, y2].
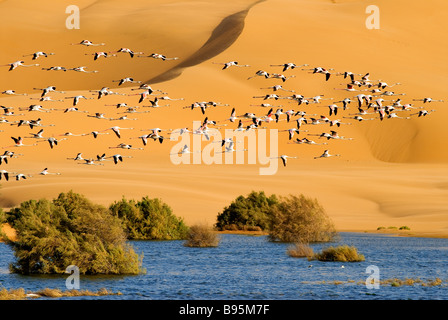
[0, 232, 447, 300]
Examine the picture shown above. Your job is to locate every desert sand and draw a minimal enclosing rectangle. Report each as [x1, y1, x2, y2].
[0, 0, 447, 239]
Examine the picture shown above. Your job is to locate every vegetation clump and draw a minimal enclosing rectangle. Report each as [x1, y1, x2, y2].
[268, 194, 338, 243]
[184, 224, 220, 247]
[0, 287, 121, 300]
[215, 191, 278, 231]
[109, 197, 189, 240]
[286, 242, 314, 258]
[313, 245, 365, 262]
[5, 191, 142, 275]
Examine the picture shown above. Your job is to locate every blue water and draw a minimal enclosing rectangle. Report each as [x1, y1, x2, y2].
[0, 232, 447, 300]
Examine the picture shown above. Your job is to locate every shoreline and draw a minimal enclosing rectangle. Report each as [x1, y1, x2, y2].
[2, 223, 448, 244]
[217, 229, 448, 239]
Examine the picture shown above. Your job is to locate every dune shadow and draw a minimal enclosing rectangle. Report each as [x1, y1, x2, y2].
[146, 0, 265, 84]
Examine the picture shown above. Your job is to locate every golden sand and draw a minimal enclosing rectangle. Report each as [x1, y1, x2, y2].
[0, 0, 447, 238]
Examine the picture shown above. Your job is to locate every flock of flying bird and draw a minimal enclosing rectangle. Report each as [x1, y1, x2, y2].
[0, 39, 444, 180]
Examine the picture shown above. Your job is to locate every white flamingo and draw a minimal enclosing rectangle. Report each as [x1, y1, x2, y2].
[82, 131, 110, 139]
[39, 168, 61, 175]
[107, 154, 133, 164]
[314, 149, 341, 159]
[42, 66, 67, 72]
[112, 77, 142, 86]
[291, 137, 327, 146]
[66, 95, 93, 106]
[247, 70, 270, 80]
[71, 40, 105, 46]
[139, 53, 179, 60]
[114, 48, 144, 58]
[109, 143, 143, 150]
[260, 85, 295, 93]
[16, 173, 32, 181]
[2, 90, 28, 96]
[67, 153, 84, 161]
[33, 86, 65, 97]
[6, 136, 37, 148]
[143, 97, 170, 108]
[87, 113, 112, 120]
[23, 51, 55, 60]
[213, 61, 250, 69]
[271, 155, 298, 167]
[108, 126, 134, 138]
[2, 60, 39, 71]
[410, 109, 436, 117]
[413, 97, 444, 103]
[68, 66, 98, 73]
[29, 97, 64, 103]
[269, 73, 296, 82]
[86, 52, 117, 60]
[270, 63, 308, 72]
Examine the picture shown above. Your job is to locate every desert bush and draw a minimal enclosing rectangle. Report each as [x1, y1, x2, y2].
[215, 191, 278, 231]
[109, 196, 189, 240]
[184, 224, 220, 247]
[6, 191, 142, 275]
[286, 242, 314, 258]
[0, 208, 5, 224]
[313, 245, 365, 262]
[399, 226, 410, 230]
[268, 194, 338, 243]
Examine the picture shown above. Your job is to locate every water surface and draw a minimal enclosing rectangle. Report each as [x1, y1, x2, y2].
[0, 232, 447, 300]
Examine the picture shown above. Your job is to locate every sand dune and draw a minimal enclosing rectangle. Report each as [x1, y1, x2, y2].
[0, 0, 447, 238]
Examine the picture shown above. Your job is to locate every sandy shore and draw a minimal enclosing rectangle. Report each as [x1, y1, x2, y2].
[0, 0, 446, 239]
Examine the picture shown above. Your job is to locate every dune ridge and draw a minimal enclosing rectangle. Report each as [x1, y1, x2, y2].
[147, 0, 265, 84]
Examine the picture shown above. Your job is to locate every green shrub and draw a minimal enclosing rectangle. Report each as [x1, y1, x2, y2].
[0, 208, 5, 224]
[313, 245, 365, 262]
[268, 194, 338, 243]
[399, 226, 410, 230]
[215, 191, 278, 231]
[184, 224, 220, 247]
[6, 191, 142, 275]
[109, 196, 189, 240]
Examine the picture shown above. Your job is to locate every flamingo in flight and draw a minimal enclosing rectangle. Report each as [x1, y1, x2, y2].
[270, 63, 308, 72]
[142, 53, 179, 60]
[248, 70, 270, 80]
[2, 90, 28, 96]
[71, 40, 105, 46]
[271, 155, 298, 167]
[68, 66, 99, 73]
[413, 97, 444, 103]
[109, 143, 143, 150]
[114, 48, 144, 58]
[7, 137, 37, 148]
[112, 77, 142, 86]
[314, 149, 341, 159]
[85, 52, 117, 60]
[213, 61, 250, 69]
[33, 86, 65, 97]
[65, 95, 93, 106]
[23, 51, 55, 60]
[39, 168, 61, 175]
[2, 60, 39, 71]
